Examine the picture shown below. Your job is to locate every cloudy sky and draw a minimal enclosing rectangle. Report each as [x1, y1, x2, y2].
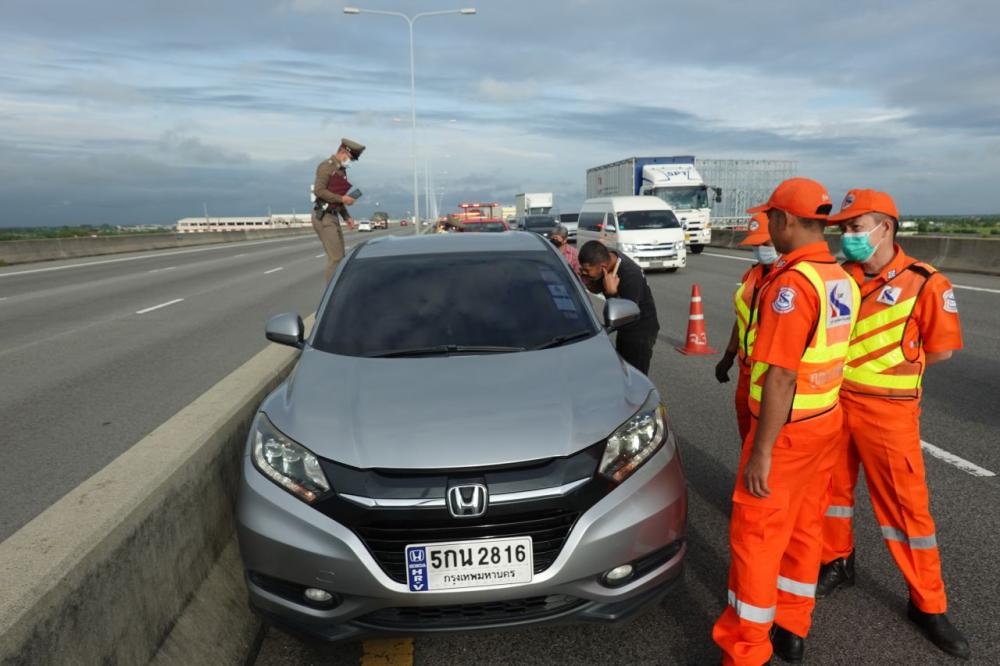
[1, 0, 998, 227]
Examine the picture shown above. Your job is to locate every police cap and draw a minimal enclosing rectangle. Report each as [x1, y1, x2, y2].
[340, 138, 366, 160]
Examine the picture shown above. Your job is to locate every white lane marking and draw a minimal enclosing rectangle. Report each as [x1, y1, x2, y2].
[148, 266, 177, 274]
[921, 440, 996, 478]
[703, 252, 755, 263]
[315, 253, 326, 258]
[953, 284, 1000, 294]
[135, 298, 184, 315]
[264, 267, 284, 275]
[0, 235, 318, 278]
[233, 253, 247, 258]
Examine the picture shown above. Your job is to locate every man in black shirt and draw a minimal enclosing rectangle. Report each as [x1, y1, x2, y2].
[578, 241, 660, 374]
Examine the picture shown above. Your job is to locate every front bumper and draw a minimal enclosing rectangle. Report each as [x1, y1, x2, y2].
[684, 229, 711, 246]
[236, 434, 687, 641]
[630, 252, 687, 270]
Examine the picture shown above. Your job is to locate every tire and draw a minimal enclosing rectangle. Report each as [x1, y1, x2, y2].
[690, 245, 704, 254]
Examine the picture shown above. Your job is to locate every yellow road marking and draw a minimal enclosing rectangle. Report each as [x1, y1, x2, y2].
[360, 638, 414, 666]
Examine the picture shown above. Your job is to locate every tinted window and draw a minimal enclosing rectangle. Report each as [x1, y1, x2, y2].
[578, 211, 605, 231]
[617, 210, 680, 230]
[465, 222, 506, 232]
[524, 216, 557, 230]
[314, 251, 596, 357]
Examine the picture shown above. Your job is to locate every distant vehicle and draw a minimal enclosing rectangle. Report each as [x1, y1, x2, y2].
[372, 212, 389, 230]
[521, 215, 559, 239]
[240, 231, 688, 642]
[400, 219, 408, 227]
[559, 213, 579, 243]
[576, 196, 686, 272]
[515, 193, 554, 229]
[461, 220, 509, 233]
[357, 220, 373, 232]
[587, 157, 720, 254]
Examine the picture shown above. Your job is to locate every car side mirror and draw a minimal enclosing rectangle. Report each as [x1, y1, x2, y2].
[603, 298, 640, 332]
[605, 224, 617, 232]
[265, 312, 305, 349]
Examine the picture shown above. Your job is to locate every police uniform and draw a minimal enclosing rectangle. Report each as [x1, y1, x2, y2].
[713, 179, 859, 665]
[313, 138, 365, 283]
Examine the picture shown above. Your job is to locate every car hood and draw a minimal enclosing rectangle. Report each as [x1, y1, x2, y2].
[261, 335, 652, 470]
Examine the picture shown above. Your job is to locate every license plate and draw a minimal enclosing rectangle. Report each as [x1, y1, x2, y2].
[405, 537, 533, 591]
[648, 261, 665, 268]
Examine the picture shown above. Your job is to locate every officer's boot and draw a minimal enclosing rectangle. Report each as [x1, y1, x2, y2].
[815, 550, 855, 599]
[907, 600, 971, 660]
[770, 624, 805, 664]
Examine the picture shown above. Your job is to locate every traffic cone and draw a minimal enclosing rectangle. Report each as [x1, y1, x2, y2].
[676, 284, 718, 355]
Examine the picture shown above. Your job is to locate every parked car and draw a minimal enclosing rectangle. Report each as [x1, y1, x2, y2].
[522, 214, 559, 239]
[576, 196, 686, 272]
[357, 220, 373, 232]
[238, 232, 688, 642]
[461, 220, 509, 233]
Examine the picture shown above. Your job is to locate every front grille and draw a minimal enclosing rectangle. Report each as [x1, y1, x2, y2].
[358, 594, 585, 630]
[355, 509, 580, 584]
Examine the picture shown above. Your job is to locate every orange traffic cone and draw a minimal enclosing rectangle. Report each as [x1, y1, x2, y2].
[676, 284, 718, 355]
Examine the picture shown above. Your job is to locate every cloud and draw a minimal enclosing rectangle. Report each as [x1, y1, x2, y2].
[477, 77, 537, 104]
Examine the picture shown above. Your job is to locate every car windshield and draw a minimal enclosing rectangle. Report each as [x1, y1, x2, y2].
[653, 186, 708, 210]
[616, 210, 681, 230]
[314, 251, 596, 357]
[465, 222, 506, 232]
[524, 216, 556, 230]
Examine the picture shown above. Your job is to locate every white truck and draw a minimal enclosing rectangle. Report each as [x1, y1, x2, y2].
[514, 192, 554, 230]
[586, 157, 719, 254]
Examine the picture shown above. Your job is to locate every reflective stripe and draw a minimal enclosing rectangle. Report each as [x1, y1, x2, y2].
[727, 590, 776, 623]
[790, 385, 842, 409]
[853, 297, 917, 337]
[847, 322, 907, 362]
[826, 505, 854, 518]
[802, 340, 848, 363]
[777, 575, 816, 598]
[845, 366, 921, 390]
[881, 526, 938, 549]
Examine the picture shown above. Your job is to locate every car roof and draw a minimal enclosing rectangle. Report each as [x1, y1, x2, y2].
[581, 196, 673, 212]
[354, 230, 548, 258]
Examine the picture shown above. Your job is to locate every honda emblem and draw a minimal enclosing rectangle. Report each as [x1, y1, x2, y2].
[447, 484, 488, 518]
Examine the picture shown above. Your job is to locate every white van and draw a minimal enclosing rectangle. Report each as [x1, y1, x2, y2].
[576, 196, 687, 271]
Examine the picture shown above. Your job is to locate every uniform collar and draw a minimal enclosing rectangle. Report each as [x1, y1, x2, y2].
[771, 241, 835, 272]
[844, 244, 909, 286]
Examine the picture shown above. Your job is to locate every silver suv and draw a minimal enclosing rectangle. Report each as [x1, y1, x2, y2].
[237, 231, 687, 641]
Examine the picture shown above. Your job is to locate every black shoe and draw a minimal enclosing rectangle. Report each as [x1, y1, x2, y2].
[770, 624, 804, 664]
[815, 551, 855, 599]
[907, 600, 970, 660]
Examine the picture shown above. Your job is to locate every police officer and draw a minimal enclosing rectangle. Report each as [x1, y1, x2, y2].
[818, 189, 969, 659]
[715, 212, 778, 442]
[713, 178, 858, 665]
[313, 138, 365, 283]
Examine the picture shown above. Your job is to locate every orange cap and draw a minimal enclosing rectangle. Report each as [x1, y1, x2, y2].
[827, 188, 899, 223]
[739, 212, 772, 246]
[746, 177, 833, 220]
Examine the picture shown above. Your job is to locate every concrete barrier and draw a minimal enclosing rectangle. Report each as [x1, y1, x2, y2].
[708, 230, 1000, 275]
[0, 228, 314, 266]
[0, 318, 313, 665]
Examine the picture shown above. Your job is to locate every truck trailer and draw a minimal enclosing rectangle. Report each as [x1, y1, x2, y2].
[586, 157, 719, 253]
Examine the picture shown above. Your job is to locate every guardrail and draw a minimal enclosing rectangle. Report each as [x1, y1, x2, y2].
[0, 228, 314, 266]
[708, 230, 1000, 276]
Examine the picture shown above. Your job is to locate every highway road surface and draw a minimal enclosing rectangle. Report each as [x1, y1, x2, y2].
[250, 244, 1000, 665]
[0, 228, 394, 540]
[3, 234, 997, 663]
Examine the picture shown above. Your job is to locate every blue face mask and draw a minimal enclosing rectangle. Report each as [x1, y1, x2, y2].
[753, 245, 779, 265]
[842, 225, 885, 262]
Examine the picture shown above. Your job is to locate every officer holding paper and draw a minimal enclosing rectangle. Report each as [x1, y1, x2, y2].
[312, 138, 365, 283]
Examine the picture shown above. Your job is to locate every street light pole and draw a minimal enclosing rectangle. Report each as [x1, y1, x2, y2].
[344, 6, 476, 235]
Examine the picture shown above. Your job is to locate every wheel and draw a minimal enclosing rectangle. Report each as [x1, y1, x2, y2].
[690, 245, 704, 254]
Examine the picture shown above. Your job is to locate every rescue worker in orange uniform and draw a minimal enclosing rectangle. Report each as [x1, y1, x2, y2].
[715, 212, 779, 442]
[817, 189, 970, 659]
[712, 178, 858, 666]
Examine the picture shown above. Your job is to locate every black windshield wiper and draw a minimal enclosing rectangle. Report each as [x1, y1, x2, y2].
[531, 330, 594, 351]
[365, 345, 526, 358]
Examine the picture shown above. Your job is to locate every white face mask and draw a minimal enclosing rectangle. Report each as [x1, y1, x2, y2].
[753, 245, 779, 265]
[339, 155, 351, 167]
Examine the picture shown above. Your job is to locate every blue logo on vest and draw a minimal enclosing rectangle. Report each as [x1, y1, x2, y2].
[826, 280, 853, 327]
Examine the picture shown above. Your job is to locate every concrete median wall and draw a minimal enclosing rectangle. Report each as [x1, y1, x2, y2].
[0, 326, 310, 665]
[709, 230, 1000, 275]
[0, 228, 314, 266]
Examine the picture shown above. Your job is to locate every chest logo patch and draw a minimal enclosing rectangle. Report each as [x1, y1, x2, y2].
[877, 286, 902, 306]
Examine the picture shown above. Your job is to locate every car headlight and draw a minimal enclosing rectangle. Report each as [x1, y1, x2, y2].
[675, 241, 686, 251]
[599, 392, 671, 483]
[620, 243, 636, 252]
[251, 413, 330, 503]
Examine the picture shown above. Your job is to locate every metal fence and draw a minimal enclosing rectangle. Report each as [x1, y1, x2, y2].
[695, 158, 798, 220]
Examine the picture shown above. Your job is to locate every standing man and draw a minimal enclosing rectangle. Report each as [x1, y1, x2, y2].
[578, 241, 659, 374]
[713, 178, 859, 665]
[714, 212, 779, 441]
[313, 138, 365, 283]
[817, 189, 969, 659]
[550, 225, 580, 276]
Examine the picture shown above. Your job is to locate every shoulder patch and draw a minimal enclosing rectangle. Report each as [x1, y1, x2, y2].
[943, 288, 958, 313]
[772, 286, 796, 314]
[826, 279, 854, 326]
